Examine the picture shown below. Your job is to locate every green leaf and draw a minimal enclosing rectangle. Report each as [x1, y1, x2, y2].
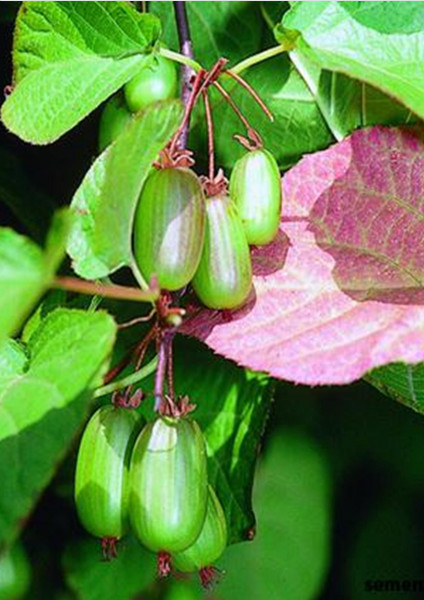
[0, 340, 28, 388]
[0, 308, 116, 547]
[365, 363, 424, 415]
[67, 100, 183, 280]
[1, 1, 160, 143]
[289, 50, 414, 141]
[0, 147, 55, 243]
[150, 1, 266, 67]
[0, 210, 69, 343]
[63, 536, 155, 600]
[139, 337, 273, 545]
[218, 431, 331, 600]
[282, 1, 424, 121]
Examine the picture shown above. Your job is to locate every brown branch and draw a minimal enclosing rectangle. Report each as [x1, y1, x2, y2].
[52, 276, 159, 302]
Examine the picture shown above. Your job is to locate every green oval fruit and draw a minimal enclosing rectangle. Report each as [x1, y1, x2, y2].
[229, 148, 282, 245]
[124, 55, 178, 112]
[98, 93, 132, 152]
[173, 485, 227, 573]
[192, 194, 252, 309]
[75, 405, 142, 540]
[133, 168, 205, 291]
[130, 417, 208, 553]
[0, 542, 31, 600]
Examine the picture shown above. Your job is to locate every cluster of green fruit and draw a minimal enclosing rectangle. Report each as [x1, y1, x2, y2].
[74, 405, 227, 583]
[99, 55, 282, 310]
[0, 542, 31, 600]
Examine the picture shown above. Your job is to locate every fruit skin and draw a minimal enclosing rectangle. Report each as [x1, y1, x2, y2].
[133, 168, 205, 291]
[98, 93, 132, 152]
[173, 485, 227, 573]
[192, 194, 252, 309]
[229, 148, 282, 245]
[0, 542, 31, 600]
[124, 54, 178, 112]
[130, 416, 208, 553]
[75, 405, 142, 540]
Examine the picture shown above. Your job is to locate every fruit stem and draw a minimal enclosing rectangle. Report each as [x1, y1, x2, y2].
[154, 330, 175, 411]
[168, 68, 206, 156]
[52, 276, 159, 303]
[230, 44, 289, 75]
[130, 258, 151, 292]
[93, 355, 158, 398]
[159, 47, 202, 74]
[166, 338, 175, 401]
[213, 80, 255, 135]
[173, 0, 197, 149]
[224, 70, 274, 122]
[203, 89, 215, 181]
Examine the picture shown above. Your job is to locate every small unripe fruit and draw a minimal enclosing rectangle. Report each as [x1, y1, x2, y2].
[98, 93, 132, 152]
[133, 168, 206, 291]
[230, 148, 282, 245]
[173, 485, 227, 573]
[0, 542, 31, 600]
[130, 417, 208, 553]
[192, 194, 252, 309]
[124, 55, 178, 112]
[75, 406, 142, 541]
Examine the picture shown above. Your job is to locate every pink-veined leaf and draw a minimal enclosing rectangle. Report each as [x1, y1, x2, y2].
[184, 126, 424, 385]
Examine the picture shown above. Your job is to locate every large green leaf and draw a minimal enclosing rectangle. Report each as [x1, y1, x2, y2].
[218, 431, 331, 600]
[282, 2, 424, 121]
[0, 308, 116, 547]
[138, 337, 273, 545]
[365, 363, 424, 415]
[289, 52, 413, 141]
[63, 536, 155, 600]
[0, 211, 69, 343]
[67, 100, 183, 280]
[1, 1, 160, 143]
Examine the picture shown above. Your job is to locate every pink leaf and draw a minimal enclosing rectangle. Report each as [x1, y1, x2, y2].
[183, 126, 424, 385]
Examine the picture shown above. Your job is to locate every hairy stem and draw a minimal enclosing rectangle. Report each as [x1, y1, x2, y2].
[52, 276, 159, 303]
[224, 70, 274, 121]
[213, 81, 253, 133]
[203, 90, 215, 181]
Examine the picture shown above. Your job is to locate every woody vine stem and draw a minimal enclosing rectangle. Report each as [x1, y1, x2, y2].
[152, 1, 196, 414]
